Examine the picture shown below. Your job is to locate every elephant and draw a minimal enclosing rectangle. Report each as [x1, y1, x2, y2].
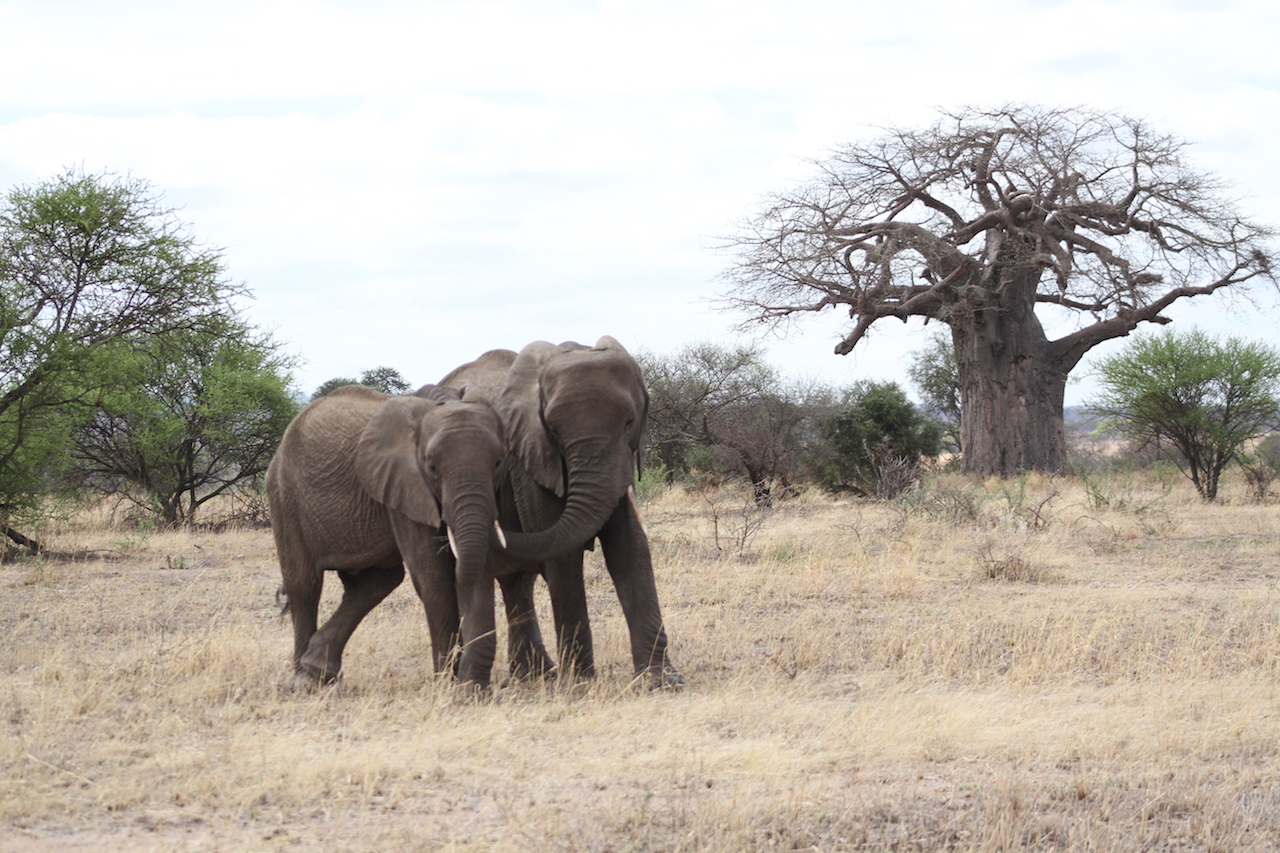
[267, 383, 507, 691]
[441, 336, 683, 688]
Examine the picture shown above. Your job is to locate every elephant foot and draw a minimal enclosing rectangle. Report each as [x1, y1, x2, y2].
[454, 679, 493, 702]
[283, 669, 321, 694]
[508, 648, 558, 681]
[552, 661, 596, 686]
[284, 662, 340, 694]
[633, 664, 684, 691]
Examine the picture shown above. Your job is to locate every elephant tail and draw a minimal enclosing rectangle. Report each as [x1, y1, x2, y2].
[275, 584, 290, 617]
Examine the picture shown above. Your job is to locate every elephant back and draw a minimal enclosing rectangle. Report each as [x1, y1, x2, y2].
[439, 349, 517, 400]
[276, 385, 389, 472]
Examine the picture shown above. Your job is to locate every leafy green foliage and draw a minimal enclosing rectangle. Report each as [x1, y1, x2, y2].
[1088, 330, 1280, 501]
[809, 381, 942, 496]
[69, 318, 299, 526]
[907, 328, 960, 452]
[1, 168, 240, 537]
[313, 366, 411, 400]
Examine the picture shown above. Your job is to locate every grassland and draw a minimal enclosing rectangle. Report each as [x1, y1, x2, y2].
[2, 472, 1279, 851]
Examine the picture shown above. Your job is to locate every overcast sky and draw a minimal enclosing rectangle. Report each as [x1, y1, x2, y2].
[2, 0, 1277, 404]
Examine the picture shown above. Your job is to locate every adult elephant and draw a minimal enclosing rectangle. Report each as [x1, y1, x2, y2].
[268, 383, 507, 690]
[441, 336, 682, 688]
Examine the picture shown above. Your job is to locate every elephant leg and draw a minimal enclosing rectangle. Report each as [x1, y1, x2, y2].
[384, 513, 464, 677]
[542, 552, 595, 679]
[274, 518, 323, 672]
[599, 500, 683, 688]
[294, 565, 405, 689]
[498, 572, 556, 679]
[456, 576, 497, 688]
[283, 569, 322, 670]
[401, 546, 463, 677]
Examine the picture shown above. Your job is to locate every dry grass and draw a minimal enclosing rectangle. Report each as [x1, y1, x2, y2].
[3, 473, 1280, 851]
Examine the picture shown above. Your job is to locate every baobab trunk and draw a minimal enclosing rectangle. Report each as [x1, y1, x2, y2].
[951, 268, 1071, 476]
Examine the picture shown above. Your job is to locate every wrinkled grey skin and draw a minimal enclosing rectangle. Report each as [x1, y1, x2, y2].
[442, 336, 682, 688]
[268, 383, 506, 690]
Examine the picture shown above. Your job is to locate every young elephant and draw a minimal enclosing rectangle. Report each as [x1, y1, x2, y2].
[268, 383, 507, 690]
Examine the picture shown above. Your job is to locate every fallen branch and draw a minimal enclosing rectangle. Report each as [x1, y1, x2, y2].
[3, 526, 43, 555]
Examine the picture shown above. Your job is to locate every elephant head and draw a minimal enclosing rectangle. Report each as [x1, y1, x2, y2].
[354, 384, 506, 589]
[496, 336, 647, 562]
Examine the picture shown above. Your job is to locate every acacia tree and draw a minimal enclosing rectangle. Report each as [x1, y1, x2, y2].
[1088, 330, 1280, 501]
[70, 316, 299, 526]
[721, 105, 1275, 475]
[313, 366, 411, 400]
[1, 169, 237, 548]
[640, 343, 773, 475]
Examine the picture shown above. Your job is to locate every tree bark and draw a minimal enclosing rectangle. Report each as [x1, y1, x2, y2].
[955, 335, 1069, 475]
[951, 245, 1072, 475]
[3, 526, 43, 555]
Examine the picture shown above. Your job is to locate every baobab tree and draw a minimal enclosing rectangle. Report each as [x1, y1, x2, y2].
[721, 105, 1275, 475]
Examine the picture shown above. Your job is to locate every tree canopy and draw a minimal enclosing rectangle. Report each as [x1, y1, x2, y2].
[0, 168, 293, 542]
[70, 317, 299, 526]
[1087, 330, 1280, 501]
[1, 169, 241, 535]
[313, 366, 411, 400]
[720, 105, 1276, 476]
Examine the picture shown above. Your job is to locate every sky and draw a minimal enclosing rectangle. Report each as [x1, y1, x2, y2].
[2, 0, 1278, 405]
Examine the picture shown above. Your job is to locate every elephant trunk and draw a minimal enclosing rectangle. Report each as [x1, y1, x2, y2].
[502, 445, 628, 562]
[442, 479, 500, 588]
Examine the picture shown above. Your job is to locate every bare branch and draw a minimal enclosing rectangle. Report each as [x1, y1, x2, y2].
[719, 104, 1275, 356]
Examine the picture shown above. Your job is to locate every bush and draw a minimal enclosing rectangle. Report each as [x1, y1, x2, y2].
[1239, 433, 1280, 502]
[809, 381, 941, 498]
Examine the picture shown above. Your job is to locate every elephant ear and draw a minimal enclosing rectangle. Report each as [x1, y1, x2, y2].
[355, 396, 442, 527]
[497, 340, 578, 497]
[592, 334, 629, 355]
[635, 384, 650, 480]
[592, 336, 649, 479]
[458, 383, 494, 406]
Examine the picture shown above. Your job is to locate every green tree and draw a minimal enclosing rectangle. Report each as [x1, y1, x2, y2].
[809, 381, 942, 497]
[69, 317, 299, 526]
[313, 366, 411, 400]
[907, 328, 961, 453]
[1088, 330, 1280, 501]
[721, 105, 1275, 476]
[1, 168, 238, 548]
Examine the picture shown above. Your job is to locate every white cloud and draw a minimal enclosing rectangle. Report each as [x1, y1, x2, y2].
[1, 0, 1277, 403]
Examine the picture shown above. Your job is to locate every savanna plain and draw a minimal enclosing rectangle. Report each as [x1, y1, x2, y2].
[3, 471, 1279, 852]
